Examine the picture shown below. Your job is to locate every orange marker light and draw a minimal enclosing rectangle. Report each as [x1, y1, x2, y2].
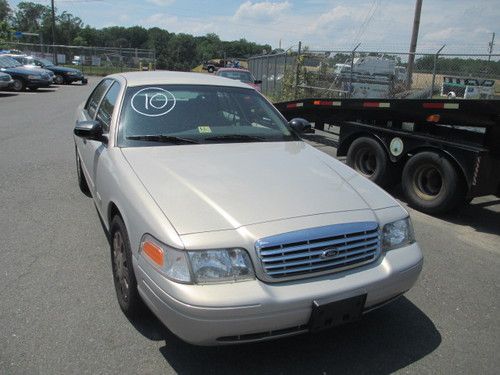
[142, 241, 164, 266]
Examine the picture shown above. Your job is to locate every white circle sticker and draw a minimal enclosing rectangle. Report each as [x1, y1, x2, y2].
[390, 137, 404, 156]
[131, 87, 176, 117]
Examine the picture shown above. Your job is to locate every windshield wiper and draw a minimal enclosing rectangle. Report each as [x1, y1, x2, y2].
[126, 135, 199, 144]
[204, 134, 265, 142]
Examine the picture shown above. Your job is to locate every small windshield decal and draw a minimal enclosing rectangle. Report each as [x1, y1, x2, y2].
[198, 126, 212, 133]
[131, 87, 176, 117]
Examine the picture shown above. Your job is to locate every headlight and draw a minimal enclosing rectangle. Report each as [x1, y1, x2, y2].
[140, 234, 191, 283]
[27, 74, 41, 79]
[188, 249, 254, 284]
[382, 217, 415, 250]
[140, 235, 255, 284]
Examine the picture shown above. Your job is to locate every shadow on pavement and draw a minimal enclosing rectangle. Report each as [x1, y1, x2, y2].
[0, 91, 18, 97]
[130, 297, 441, 374]
[389, 186, 500, 236]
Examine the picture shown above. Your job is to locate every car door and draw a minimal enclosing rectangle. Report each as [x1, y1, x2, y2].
[89, 81, 121, 210]
[76, 78, 113, 195]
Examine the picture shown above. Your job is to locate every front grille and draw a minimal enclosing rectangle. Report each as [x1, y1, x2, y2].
[256, 222, 380, 279]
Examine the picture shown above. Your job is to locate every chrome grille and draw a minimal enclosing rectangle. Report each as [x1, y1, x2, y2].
[256, 222, 380, 279]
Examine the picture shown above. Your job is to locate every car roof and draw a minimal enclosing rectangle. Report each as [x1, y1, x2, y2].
[109, 71, 253, 89]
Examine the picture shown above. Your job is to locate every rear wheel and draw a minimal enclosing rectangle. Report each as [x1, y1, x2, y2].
[11, 78, 26, 92]
[110, 215, 144, 318]
[54, 75, 64, 85]
[346, 137, 393, 187]
[402, 151, 465, 214]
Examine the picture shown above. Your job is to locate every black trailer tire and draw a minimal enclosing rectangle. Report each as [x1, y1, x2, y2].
[346, 137, 392, 187]
[402, 151, 465, 214]
[110, 215, 144, 318]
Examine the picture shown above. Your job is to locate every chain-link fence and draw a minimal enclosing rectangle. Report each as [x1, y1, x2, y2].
[1, 42, 156, 76]
[248, 44, 500, 101]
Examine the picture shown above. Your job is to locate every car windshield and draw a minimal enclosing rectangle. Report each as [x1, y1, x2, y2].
[218, 71, 253, 83]
[0, 56, 22, 68]
[118, 84, 297, 147]
[35, 57, 54, 66]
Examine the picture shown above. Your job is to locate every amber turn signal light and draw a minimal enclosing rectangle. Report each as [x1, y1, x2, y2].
[142, 241, 164, 266]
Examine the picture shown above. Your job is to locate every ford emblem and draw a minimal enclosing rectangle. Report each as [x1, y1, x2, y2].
[321, 248, 339, 258]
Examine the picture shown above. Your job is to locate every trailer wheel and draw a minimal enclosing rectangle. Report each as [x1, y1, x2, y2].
[347, 137, 392, 187]
[402, 151, 465, 214]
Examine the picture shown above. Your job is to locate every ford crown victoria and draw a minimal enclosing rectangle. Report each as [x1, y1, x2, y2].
[73, 71, 423, 345]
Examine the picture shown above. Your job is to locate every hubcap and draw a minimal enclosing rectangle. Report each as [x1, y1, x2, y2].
[413, 164, 443, 200]
[113, 231, 129, 300]
[355, 147, 377, 176]
[13, 80, 22, 91]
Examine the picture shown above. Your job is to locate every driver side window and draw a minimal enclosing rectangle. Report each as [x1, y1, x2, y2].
[86, 79, 112, 119]
[95, 82, 120, 134]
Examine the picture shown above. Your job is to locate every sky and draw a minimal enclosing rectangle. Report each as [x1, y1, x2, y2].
[8, 0, 500, 54]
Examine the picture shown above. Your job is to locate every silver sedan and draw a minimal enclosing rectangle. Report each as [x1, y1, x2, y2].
[74, 71, 423, 345]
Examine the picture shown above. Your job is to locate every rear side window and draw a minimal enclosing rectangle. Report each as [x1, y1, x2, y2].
[95, 82, 120, 133]
[86, 79, 112, 119]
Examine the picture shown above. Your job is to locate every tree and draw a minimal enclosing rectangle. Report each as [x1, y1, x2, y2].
[0, 0, 10, 22]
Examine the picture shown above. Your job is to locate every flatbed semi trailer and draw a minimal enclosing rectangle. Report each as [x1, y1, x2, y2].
[275, 98, 500, 214]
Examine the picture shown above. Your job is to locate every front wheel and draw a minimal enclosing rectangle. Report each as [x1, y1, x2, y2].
[11, 78, 26, 92]
[346, 137, 393, 187]
[402, 151, 465, 214]
[110, 215, 144, 318]
[207, 66, 215, 73]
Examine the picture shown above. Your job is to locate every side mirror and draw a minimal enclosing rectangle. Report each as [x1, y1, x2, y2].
[254, 80, 262, 84]
[74, 120, 106, 142]
[289, 118, 314, 134]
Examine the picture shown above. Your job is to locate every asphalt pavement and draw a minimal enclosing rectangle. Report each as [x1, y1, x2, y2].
[1, 77, 499, 374]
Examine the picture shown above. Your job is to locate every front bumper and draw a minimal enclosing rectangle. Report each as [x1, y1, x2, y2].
[0, 80, 13, 89]
[135, 242, 423, 346]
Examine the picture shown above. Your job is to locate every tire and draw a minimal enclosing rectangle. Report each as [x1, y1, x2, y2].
[402, 151, 466, 214]
[75, 146, 90, 196]
[110, 215, 144, 318]
[54, 75, 64, 85]
[207, 66, 215, 73]
[346, 137, 392, 187]
[11, 78, 26, 92]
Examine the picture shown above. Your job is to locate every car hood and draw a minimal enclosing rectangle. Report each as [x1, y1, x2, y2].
[122, 141, 398, 235]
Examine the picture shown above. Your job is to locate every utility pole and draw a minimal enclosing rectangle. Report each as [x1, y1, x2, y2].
[51, 0, 57, 63]
[406, 0, 423, 89]
[488, 32, 495, 62]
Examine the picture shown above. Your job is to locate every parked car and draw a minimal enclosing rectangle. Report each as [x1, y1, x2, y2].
[0, 71, 13, 90]
[216, 67, 262, 91]
[11, 55, 87, 85]
[2, 54, 55, 83]
[0, 56, 51, 91]
[202, 59, 227, 73]
[73, 71, 423, 346]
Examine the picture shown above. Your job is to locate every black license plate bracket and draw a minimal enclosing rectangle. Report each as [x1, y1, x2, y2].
[309, 294, 367, 332]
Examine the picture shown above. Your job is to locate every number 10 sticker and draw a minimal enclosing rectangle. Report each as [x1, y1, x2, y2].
[131, 87, 176, 117]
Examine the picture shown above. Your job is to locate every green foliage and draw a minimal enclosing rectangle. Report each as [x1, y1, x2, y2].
[0, 0, 10, 22]
[2, 1, 271, 71]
